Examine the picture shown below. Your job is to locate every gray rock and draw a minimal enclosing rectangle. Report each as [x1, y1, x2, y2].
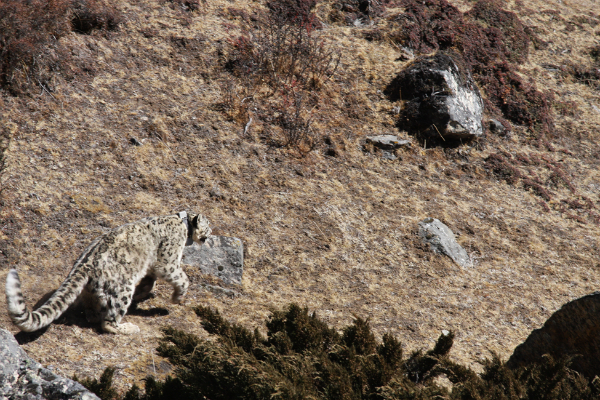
[507, 292, 600, 379]
[387, 51, 484, 141]
[182, 236, 244, 285]
[365, 135, 411, 150]
[381, 151, 397, 161]
[418, 218, 471, 267]
[129, 138, 143, 146]
[0, 329, 99, 400]
[488, 119, 506, 135]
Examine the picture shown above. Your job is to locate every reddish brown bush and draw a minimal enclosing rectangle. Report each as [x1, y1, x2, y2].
[560, 61, 600, 89]
[267, 0, 321, 28]
[466, 0, 529, 62]
[0, 0, 122, 94]
[0, 0, 71, 93]
[71, 0, 122, 34]
[168, 0, 202, 13]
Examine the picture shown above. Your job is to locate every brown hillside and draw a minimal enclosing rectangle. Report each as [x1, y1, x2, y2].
[1, 0, 599, 392]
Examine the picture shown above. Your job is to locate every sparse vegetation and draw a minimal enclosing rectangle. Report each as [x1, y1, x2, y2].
[484, 151, 598, 223]
[0, 0, 71, 94]
[71, 0, 122, 34]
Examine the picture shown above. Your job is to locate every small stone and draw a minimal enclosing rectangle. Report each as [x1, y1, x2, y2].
[366, 135, 411, 150]
[398, 46, 415, 61]
[418, 218, 471, 267]
[489, 119, 506, 135]
[130, 138, 143, 146]
[381, 151, 397, 161]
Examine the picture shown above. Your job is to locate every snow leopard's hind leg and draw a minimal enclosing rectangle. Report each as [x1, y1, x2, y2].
[96, 283, 140, 334]
[132, 274, 157, 303]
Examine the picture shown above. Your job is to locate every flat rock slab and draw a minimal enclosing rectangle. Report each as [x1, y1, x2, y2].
[182, 236, 244, 286]
[418, 218, 470, 267]
[507, 292, 600, 379]
[0, 329, 99, 400]
[366, 135, 411, 150]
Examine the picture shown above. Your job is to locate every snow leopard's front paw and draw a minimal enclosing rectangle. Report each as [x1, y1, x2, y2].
[102, 321, 141, 334]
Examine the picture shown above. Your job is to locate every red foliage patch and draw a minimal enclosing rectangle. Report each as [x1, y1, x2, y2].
[71, 0, 122, 34]
[267, 0, 322, 29]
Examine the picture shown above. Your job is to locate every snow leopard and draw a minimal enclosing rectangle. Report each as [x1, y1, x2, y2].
[5, 212, 211, 334]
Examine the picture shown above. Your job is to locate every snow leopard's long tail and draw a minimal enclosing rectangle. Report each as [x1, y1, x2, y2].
[5, 267, 89, 332]
[4, 234, 101, 334]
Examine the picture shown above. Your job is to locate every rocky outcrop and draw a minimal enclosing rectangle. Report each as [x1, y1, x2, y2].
[418, 218, 471, 267]
[0, 329, 99, 400]
[182, 236, 244, 286]
[507, 292, 600, 379]
[386, 51, 484, 143]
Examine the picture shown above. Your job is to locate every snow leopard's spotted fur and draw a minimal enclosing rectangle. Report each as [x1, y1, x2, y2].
[5, 212, 211, 334]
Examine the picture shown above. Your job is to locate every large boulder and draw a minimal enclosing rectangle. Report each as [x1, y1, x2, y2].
[386, 51, 484, 143]
[507, 292, 600, 379]
[0, 329, 99, 400]
[418, 218, 471, 268]
[182, 236, 244, 286]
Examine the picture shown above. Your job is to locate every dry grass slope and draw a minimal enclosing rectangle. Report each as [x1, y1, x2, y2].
[0, 0, 599, 394]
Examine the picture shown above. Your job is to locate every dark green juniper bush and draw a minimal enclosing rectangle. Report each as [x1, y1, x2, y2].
[77, 303, 600, 399]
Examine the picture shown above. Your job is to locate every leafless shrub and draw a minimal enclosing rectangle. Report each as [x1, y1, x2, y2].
[168, 0, 202, 12]
[275, 87, 316, 149]
[217, 77, 255, 126]
[228, 17, 340, 91]
[223, 3, 339, 151]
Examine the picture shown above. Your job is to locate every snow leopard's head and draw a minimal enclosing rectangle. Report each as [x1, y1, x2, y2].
[190, 213, 212, 244]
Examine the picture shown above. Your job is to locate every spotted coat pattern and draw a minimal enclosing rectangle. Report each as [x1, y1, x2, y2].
[5, 213, 211, 334]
